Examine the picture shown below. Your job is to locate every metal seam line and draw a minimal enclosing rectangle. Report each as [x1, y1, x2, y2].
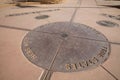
[0, 24, 120, 46]
[1, 1, 119, 80]
[40, 1, 82, 79]
[0, 24, 31, 31]
[71, 35, 120, 45]
[100, 65, 118, 80]
[66, 0, 93, 62]
[48, 40, 64, 70]
[41, 40, 64, 80]
[39, 1, 82, 78]
[62, 0, 81, 32]
[69, 0, 82, 23]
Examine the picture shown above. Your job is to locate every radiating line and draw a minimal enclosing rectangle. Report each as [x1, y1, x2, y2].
[69, 0, 82, 23]
[0, 24, 120, 46]
[0, 24, 31, 31]
[72, 35, 120, 45]
[101, 65, 118, 80]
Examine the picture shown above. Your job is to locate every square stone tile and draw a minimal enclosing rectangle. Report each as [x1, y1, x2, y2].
[0, 7, 75, 30]
[46, 8, 76, 23]
[74, 8, 120, 43]
[0, 1, 119, 80]
[0, 7, 51, 30]
[80, 0, 104, 7]
[102, 44, 120, 80]
[0, 28, 42, 80]
[51, 67, 115, 80]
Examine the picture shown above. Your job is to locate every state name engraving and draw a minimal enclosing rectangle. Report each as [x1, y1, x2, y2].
[23, 37, 37, 60]
[65, 46, 107, 71]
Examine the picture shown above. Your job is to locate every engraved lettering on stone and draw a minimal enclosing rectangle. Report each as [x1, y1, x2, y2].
[6, 9, 60, 17]
[80, 60, 89, 68]
[24, 37, 29, 47]
[25, 47, 37, 60]
[78, 61, 87, 68]
[65, 64, 71, 70]
[88, 57, 99, 65]
[65, 56, 99, 71]
[71, 64, 77, 70]
[98, 47, 107, 58]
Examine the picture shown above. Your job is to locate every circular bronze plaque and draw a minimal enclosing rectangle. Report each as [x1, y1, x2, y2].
[21, 22, 110, 72]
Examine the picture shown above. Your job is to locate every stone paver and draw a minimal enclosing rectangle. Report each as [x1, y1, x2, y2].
[0, 0, 120, 80]
[52, 67, 115, 80]
[0, 7, 75, 30]
[103, 44, 120, 80]
[0, 28, 42, 80]
[80, 0, 104, 7]
[74, 8, 120, 43]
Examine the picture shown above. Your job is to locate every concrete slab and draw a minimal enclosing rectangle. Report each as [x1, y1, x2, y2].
[0, 0, 120, 80]
[80, 0, 104, 7]
[0, 7, 75, 30]
[74, 8, 120, 43]
[103, 44, 120, 80]
[46, 8, 75, 22]
[51, 67, 115, 80]
[0, 27, 42, 80]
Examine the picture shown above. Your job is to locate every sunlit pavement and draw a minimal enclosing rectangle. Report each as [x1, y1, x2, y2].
[0, 0, 120, 80]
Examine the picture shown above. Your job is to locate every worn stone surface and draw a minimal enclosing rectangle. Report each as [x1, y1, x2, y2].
[22, 22, 110, 72]
[0, 0, 120, 80]
[0, 28, 42, 80]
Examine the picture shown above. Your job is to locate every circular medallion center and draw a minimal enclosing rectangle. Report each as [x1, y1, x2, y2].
[61, 33, 68, 38]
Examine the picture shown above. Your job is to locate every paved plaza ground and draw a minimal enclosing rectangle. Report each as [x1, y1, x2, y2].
[0, 0, 120, 80]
